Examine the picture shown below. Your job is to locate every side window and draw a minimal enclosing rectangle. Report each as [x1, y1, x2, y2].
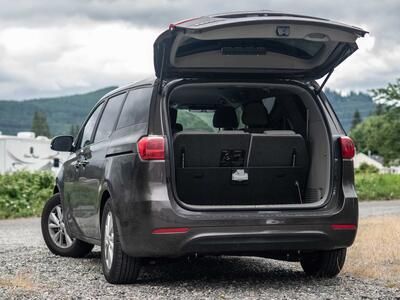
[94, 93, 125, 143]
[78, 103, 104, 149]
[116, 88, 152, 129]
[176, 110, 215, 132]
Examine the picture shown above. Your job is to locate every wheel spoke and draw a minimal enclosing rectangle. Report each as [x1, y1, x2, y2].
[60, 230, 65, 246]
[64, 231, 73, 247]
[54, 230, 61, 243]
[56, 206, 63, 221]
[103, 211, 114, 269]
[49, 212, 60, 225]
[48, 204, 75, 249]
[49, 223, 60, 229]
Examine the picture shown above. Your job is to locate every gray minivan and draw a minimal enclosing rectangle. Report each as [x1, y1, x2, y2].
[41, 11, 366, 284]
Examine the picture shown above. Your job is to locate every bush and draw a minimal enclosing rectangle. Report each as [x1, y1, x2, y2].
[356, 173, 400, 200]
[0, 171, 54, 219]
[355, 163, 380, 174]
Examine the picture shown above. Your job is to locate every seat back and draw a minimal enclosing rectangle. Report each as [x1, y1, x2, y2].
[248, 132, 308, 167]
[174, 131, 250, 168]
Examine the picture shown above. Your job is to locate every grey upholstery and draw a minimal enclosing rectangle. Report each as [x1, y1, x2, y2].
[173, 130, 308, 206]
[248, 133, 308, 167]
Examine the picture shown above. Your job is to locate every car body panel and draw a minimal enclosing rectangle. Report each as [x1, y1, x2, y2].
[154, 11, 367, 79]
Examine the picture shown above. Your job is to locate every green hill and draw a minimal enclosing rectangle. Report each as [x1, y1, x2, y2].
[324, 89, 375, 132]
[0, 86, 375, 137]
[0, 87, 116, 136]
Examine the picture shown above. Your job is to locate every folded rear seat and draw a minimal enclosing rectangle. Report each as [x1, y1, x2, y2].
[174, 106, 253, 205]
[174, 131, 251, 206]
[247, 131, 309, 204]
[173, 104, 309, 206]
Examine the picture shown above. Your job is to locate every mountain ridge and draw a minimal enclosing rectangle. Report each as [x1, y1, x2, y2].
[0, 86, 375, 136]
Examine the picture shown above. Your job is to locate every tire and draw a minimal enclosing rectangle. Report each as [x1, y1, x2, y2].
[300, 248, 347, 278]
[101, 200, 141, 284]
[41, 193, 94, 257]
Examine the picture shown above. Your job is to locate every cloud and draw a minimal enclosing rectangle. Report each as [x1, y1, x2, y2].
[0, 0, 399, 99]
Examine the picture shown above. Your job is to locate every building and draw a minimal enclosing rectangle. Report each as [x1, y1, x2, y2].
[0, 132, 68, 174]
[354, 152, 390, 173]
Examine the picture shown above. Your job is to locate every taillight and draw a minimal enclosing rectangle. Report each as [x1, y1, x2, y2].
[339, 136, 355, 159]
[152, 227, 190, 234]
[331, 224, 357, 230]
[137, 136, 165, 160]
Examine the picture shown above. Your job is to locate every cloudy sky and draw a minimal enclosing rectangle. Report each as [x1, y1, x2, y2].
[0, 0, 399, 100]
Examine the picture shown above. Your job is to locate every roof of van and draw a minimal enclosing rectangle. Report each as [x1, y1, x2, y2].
[100, 77, 156, 101]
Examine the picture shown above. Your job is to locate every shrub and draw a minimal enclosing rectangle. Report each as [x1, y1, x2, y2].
[355, 163, 380, 174]
[355, 173, 400, 200]
[0, 171, 54, 219]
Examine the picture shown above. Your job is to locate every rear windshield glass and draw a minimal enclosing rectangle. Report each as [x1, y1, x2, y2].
[176, 38, 324, 60]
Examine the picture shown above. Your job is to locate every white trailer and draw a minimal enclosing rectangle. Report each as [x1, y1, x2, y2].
[0, 132, 68, 174]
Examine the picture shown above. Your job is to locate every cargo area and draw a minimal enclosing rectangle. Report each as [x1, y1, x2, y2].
[168, 83, 331, 207]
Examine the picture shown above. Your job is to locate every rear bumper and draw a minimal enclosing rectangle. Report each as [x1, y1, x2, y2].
[115, 195, 358, 258]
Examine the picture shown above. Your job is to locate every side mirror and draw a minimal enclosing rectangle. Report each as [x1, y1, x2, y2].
[51, 135, 74, 152]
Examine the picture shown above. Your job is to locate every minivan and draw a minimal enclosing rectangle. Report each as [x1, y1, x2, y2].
[41, 11, 366, 284]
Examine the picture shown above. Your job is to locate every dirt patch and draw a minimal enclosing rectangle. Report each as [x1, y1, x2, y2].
[344, 215, 400, 287]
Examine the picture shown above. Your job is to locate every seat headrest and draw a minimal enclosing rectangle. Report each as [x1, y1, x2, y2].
[213, 107, 238, 129]
[242, 102, 269, 128]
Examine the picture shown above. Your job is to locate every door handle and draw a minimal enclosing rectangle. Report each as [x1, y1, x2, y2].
[76, 159, 89, 168]
[79, 159, 89, 167]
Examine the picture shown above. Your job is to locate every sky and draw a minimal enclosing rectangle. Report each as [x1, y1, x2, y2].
[0, 0, 399, 100]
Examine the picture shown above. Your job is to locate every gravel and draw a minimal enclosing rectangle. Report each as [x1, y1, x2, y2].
[358, 199, 400, 218]
[1, 216, 400, 299]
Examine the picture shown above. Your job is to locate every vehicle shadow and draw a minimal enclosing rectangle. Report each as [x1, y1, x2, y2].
[86, 251, 343, 287]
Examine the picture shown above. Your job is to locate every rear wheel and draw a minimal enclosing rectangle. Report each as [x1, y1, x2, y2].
[101, 200, 141, 284]
[300, 248, 347, 278]
[41, 193, 94, 257]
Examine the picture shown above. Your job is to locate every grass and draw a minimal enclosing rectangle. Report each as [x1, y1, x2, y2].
[0, 272, 37, 291]
[355, 173, 400, 200]
[344, 215, 400, 287]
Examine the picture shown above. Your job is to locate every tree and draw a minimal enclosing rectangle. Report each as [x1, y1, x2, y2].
[350, 110, 362, 130]
[69, 124, 80, 137]
[31, 111, 51, 137]
[371, 78, 400, 108]
[350, 108, 400, 164]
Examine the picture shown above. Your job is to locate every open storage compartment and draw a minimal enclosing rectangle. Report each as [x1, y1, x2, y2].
[168, 82, 331, 208]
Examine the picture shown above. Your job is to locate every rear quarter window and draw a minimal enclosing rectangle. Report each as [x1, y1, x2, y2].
[94, 93, 125, 143]
[116, 87, 152, 129]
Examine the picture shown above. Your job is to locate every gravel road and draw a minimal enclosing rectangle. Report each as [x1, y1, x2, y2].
[1, 201, 399, 299]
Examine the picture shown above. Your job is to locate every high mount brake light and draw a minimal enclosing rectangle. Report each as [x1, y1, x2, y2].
[339, 136, 355, 159]
[137, 136, 165, 160]
[169, 17, 200, 30]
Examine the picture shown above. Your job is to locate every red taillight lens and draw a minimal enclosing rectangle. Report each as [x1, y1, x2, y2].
[339, 136, 355, 159]
[152, 227, 190, 234]
[137, 136, 165, 160]
[331, 224, 357, 230]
